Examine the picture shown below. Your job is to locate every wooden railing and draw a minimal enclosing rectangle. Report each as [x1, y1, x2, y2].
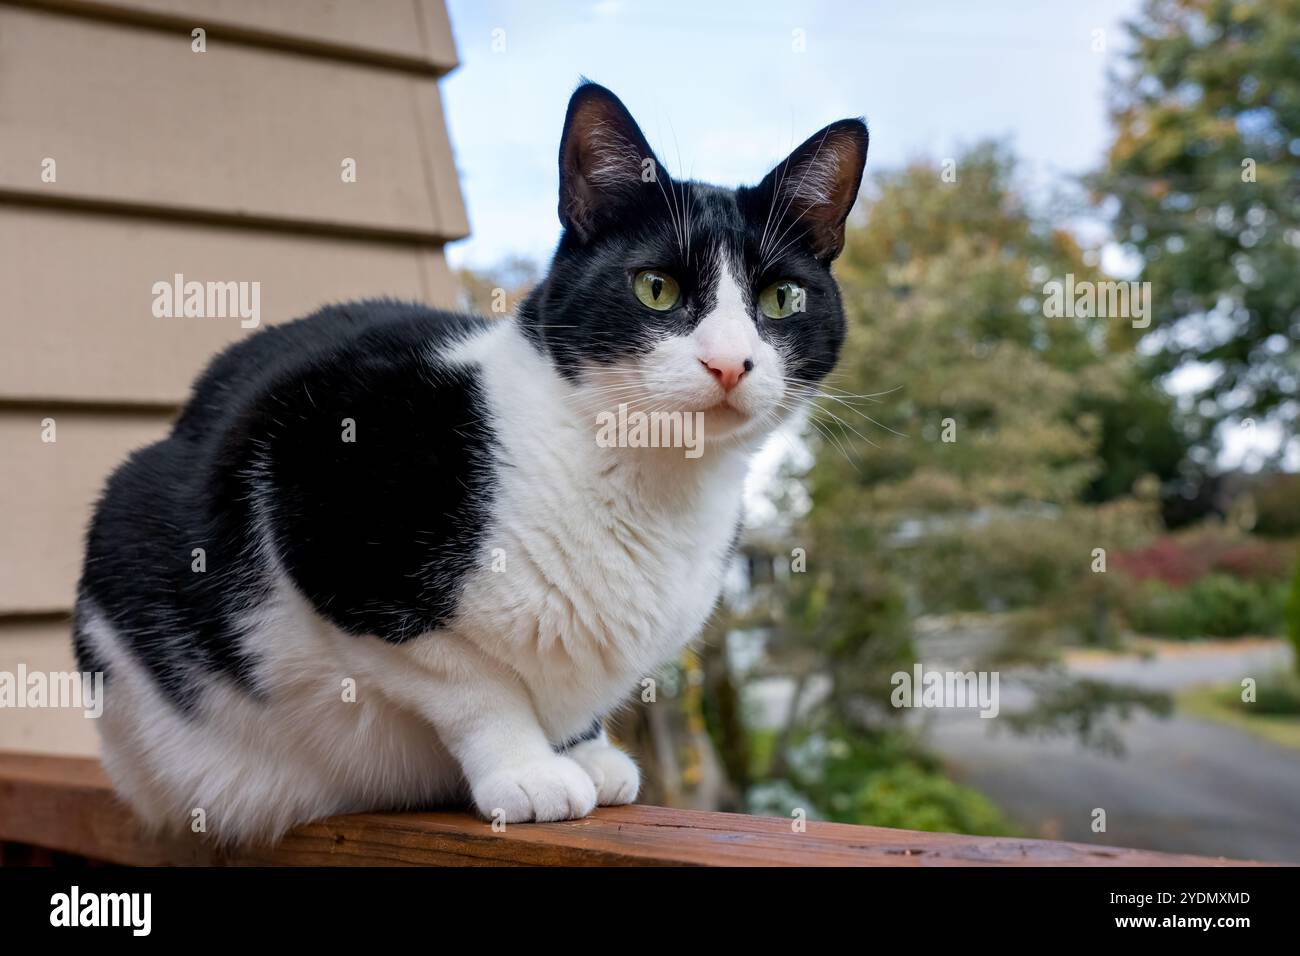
[0, 752, 1264, 866]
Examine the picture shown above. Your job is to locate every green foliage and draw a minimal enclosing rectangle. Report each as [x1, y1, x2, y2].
[1080, 378, 1190, 503]
[1093, 0, 1300, 450]
[1180, 678, 1300, 748]
[772, 728, 1015, 836]
[843, 764, 1014, 835]
[1287, 551, 1300, 673]
[900, 496, 1156, 620]
[1238, 669, 1300, 716]
[780, 144, 1145, 662]
[1252, 474, 1300, 537]
[1119, 574, 1289, 638]
[828, 143, 1127, 518]
[780, 142, 1168, 660]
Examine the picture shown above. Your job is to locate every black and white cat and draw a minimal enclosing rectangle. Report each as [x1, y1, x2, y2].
[74, 83, 867, 844]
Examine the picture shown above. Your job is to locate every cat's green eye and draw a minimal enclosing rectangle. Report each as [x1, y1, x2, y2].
[633, 270, 681, 311]
[759, 280, 804, 320]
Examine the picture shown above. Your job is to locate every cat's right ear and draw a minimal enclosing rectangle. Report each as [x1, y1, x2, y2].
[558, 82, 665, 242]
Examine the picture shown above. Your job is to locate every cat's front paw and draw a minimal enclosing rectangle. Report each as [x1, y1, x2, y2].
[472, 755, 597, 823]
[567, 741, 640, 806]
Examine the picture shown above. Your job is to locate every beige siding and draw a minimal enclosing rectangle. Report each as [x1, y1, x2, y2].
[0, 5, 468, 239]
[32, 0, 459, 72]
[0, 412, 174, 613]
[0, 0, 466, 755]
[0, 619, 100, 756]
[0, 206, 456, 405]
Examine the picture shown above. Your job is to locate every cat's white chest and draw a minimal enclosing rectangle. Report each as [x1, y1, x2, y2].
[442, 323, 747, 739]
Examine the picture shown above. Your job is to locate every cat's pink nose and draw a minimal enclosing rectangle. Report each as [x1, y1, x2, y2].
[700, 357, 754, 392]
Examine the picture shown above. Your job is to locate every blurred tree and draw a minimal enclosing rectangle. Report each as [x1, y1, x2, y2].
[1080, 376, 1189, 504]
[756, 144, 1170, 827]
[790, 142, 1155, 640]
[1288, 554, 1300, 675]
[454, 255, 539, 316]
[1249, 472, 1300, 536]
[1092, 0, 1300, 464]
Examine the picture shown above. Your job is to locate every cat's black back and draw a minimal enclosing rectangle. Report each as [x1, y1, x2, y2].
[76, 301, 496, 711]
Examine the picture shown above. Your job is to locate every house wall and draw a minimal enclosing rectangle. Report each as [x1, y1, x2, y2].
[0, 0, 468, 754]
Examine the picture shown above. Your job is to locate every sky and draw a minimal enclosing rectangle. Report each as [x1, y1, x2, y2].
[440, 0, 1142, 269]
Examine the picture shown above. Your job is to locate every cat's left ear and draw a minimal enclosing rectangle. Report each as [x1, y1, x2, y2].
[751, 119, 868, 262]
[558, 82, 666, 242]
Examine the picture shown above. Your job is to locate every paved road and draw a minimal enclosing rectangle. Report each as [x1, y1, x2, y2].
[924, 639, 1300, 863]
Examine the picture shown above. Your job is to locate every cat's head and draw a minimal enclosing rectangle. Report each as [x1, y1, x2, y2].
[519, 82, 867, 448]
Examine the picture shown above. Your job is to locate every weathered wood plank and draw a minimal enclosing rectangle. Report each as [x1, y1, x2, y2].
[0, 753, 1267, 866]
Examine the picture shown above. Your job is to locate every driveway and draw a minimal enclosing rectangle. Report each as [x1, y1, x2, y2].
[924, 638, 1300, 863]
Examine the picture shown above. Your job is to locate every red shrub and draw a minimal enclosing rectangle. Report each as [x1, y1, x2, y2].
[1115, 534, 1295, 587]
[1113, 538, 1210, 587]
[1212, 543, 1292, 581]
